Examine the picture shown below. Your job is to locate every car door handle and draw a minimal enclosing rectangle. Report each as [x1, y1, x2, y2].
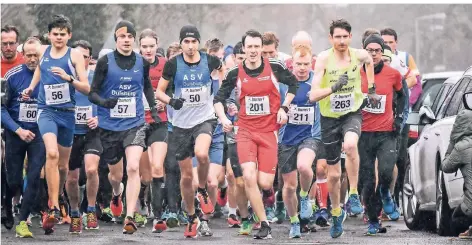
[423, 135, 429, 140]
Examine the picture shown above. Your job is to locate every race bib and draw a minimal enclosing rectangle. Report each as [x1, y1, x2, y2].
[110, 97, 136, 118]
[363, 94, 387, 114]
[44, 83, 71, 105]
[245, 96, 270, 115]
[330, 93, 354, 113]
[289, 105, 315, 125]
[181, 87, 209, 107]
[75, 106, 93, 125]
[18, 103, 38, 122]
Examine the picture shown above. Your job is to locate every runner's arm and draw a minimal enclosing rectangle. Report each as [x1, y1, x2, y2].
[214, 68, 238, 121]
[270, 60, 298, 106]
[0, 79, 20, 132]
[88, 55, 111, 106]
[393, 71, 406, 118]
[357, 49, 375, 88]
[155, 58, 176, 104]
[142, 59, 157, 108]
[309, 51, 331, 102]
[405, 72, 417, 88]
[70, 49, 91, 94]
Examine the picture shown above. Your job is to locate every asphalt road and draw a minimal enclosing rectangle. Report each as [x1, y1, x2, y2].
[2, 216, 471, 245]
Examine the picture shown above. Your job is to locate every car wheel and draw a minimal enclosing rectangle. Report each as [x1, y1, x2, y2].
[436, 169, 453, 236]
[402, 160, 424, 230]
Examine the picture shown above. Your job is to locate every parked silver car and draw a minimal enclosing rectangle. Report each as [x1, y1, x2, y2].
[403, 66, 472, 236]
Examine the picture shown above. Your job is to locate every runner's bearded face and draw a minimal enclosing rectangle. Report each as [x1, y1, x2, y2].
[242, 36, 262, 64]
[365, 43, 382, 66]
[1, 31, 18, 59]
[292, 52, 312, 79]
[139, 36, 158, 63]
[381, 35, 397, 52]
[23, 43, 41, 71]
[262, 43, 277, 59]
[330, 28, 351, 52]
[48, 28, 71, 49]
[181, 37, 199, 57]
[116, 33, 134, 54]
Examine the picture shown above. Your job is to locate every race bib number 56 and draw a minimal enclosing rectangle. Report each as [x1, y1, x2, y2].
[45, 83, 71, 105]
[245, 96, 270, 115]
[330, 93, 354, 113]
[110, 97, 136, 118]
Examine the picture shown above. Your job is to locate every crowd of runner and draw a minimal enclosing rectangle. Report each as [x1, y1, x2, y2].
[1, 14, 425, 240]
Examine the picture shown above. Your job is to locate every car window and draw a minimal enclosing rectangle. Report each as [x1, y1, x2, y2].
[438, 77, 472, 119]
[431, 84, 451, 116]
[413, 83, 442, 111]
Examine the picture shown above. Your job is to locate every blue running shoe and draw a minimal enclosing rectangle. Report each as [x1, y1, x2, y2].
[380, 188, 395, 215]
[330, 209, 346, 238]
[166, 212, 179, 228]
[299, 196, 313, 220]
[265, 206, 275, 223]
[366, 220, 380, 236]
[289, 222, 301, 238]
[348, 194, 363, 216]
[315, 208, 330, 227]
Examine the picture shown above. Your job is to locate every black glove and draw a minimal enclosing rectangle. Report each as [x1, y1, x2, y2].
[331, 72, 349, 93]
[446, 142, 454, 155]
[102, 98, 118, 109]
[150, 106, 162, 124]
[169, 98, 185, 110]
[393, 117, 403, 136]
[367, 86, 381, 108]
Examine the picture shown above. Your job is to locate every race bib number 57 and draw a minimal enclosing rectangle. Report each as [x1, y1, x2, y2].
[110, 97, 136, 118]
[245, 96, 270, 115]
[45, 83, 71, 105]
[330, 93, 354, 113]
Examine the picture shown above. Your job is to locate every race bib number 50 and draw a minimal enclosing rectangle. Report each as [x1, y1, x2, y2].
[181, 87, 209, 107]
[45, 83, 71, 105]
[18, 103, 38, 122]
[330, 93, 354, 113]
[363, 94, 387, 114]
[245, 96, 270, 115]
[110, 97, 136, 118]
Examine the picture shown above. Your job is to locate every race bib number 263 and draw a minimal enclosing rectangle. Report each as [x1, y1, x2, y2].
[330, 93, 354, 113]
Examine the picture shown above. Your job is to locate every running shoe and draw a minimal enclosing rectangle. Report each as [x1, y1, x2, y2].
[254, 221, 271, 239]
[217, 188, 227, 207]
[166, 212, 179, 228]
[184, 215, 200, 238]
[238, 219, 253, 235]
[69, 216, 82, 234]
[197, 189, 214, 215]
[227, 214, 241, 228]
[123, 216, 137, 234]
[299, 196, 313, 220]
[289, 222, 301, 238]
[199, 220, 213, 236]
[85, 211, 99, 230]
[330, 209, 346, 238]
[347, 194, 363, 216]
[15, 221, 33, 238]
[152, 219, 167, 233]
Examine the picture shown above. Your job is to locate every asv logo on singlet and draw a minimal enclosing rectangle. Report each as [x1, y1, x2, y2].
[75, 106, 92, 124]
[18, 103, 38, 122]
[181, 86, 208, 107]
[110, 97, 136, 118]
[289, 105, 314, 125]
[363, 94, 387, 114]
[44, 83, 71, 105]
[330, 93, 353, 113]
[245, 96, 270, 115]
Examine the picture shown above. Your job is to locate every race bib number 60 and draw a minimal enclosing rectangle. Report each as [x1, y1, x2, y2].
[18, 103, 38, 122]
[245, 96, 270, 115]
[45, 83, 71, 105]
[330, 93, 354, 113]
[110, 97, 136, 118]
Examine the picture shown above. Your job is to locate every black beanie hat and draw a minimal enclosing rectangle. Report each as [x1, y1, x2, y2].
[179, 25, 200, 44]
[363, 34, 385, 51]
[114, 20, 136, 41]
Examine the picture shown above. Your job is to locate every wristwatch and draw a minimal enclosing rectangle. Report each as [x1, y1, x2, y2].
[281, 105, 289, 113]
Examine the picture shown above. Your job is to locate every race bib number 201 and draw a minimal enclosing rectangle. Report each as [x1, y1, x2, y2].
[45, 83, 71, 105]
[110, 97, 136, 118]
[245, 96, 270, 116]
[330, 93, 354, 113]
[18, 103, 38, 122]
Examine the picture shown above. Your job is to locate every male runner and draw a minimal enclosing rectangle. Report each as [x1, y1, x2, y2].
[88, 20, 162, 234]
[66, 40, 101, 233]
[278, 44, 324, 238]
[154, 25, 225, 238]
[22, 15, 91, 235]
[359, 34, 405, 235]
[309, 19, 380, 238]
[214, 29, 298, 239]
[1, 25, 24, 77]
[136, 29, 171, 232]
[284, 31, 317, 72]
[1, 37, 44, 238]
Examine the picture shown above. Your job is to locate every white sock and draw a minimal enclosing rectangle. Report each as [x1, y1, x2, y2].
[228, 207, 237, 216]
